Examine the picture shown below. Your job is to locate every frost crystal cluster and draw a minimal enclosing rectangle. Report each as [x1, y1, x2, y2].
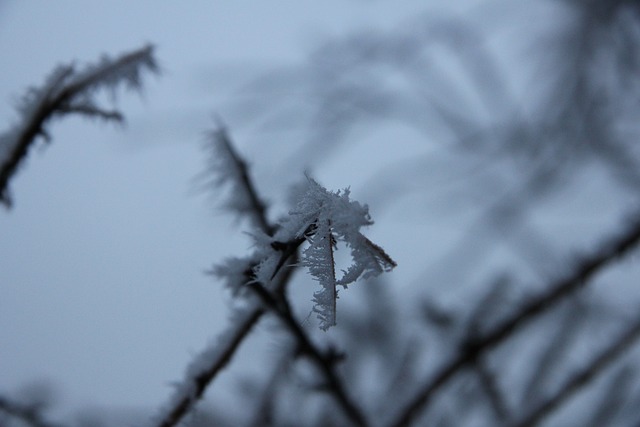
[284, 179, 396, 329]
[215, 178, 396, 331]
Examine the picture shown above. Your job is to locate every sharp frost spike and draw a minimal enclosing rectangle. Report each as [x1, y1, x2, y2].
[303, 219, 338, 331]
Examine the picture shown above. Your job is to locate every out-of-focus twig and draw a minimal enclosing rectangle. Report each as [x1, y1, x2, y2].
[521, 300, 586, 407]
[0, 394, 63, 427]
[205, 126, 275, 235]
[473, 360, 511, 425]
[388, 213, 640, 427]
[249, 281, 369, 427]
[510, 315, 640, 427]
[0, 45, 158, 207]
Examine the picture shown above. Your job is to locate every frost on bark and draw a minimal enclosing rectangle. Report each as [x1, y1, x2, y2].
[0, 45, 158, 207]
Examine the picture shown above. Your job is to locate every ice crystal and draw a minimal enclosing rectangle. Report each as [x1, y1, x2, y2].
[288, 178, 396, 330]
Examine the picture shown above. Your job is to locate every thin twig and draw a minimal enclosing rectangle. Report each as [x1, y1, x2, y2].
[522, 300, 585, 407]
[156, 306, 264, 427]
[473, 360, 511, 424]
[388, 214, 640, 427]
[249, 281, 369, 427]
[154, 244, 301, 427]
[210, 126, 275, 235]
[584, 366, 634, 427]
[154, 130, 300, 427]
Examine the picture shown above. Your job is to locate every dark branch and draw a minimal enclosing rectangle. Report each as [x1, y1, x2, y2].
[154, 132, 302, 427]
[0, 394, 63, 427]
[473, 360, 511, 424]
[209, 126, 275, 235]
[248, 281, 369, 427]
[156, 307, 263, 427]
[388, 214, 640, 427]
[511, 315, 640, 427]
[0, 44, 157, 207]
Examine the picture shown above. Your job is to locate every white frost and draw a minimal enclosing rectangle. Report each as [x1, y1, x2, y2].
[286, 178, 396, 330]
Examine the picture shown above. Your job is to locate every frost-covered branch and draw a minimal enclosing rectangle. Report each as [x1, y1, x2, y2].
[389, 213, 640, 427]
[153, 131, 295, 427]
[155, 169, 394, 426]
[153, 302, 264, 427]
[152, 250, 299, 427]
[0, 44, 158, 207]
[153, 125, 394, 426]
[204, 126, 274, 235]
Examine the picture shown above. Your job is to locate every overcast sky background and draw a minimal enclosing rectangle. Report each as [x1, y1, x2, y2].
[5, 1, 639, 425]
[0, 0, 455, 420]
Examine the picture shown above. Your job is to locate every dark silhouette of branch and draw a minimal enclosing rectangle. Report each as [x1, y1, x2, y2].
[154, 306, 263, 427]
[511, 315, 640, 427]
[473, 360, 511, 425]
[0, 44, 158, 207]
[584, 366, 635, 427]
[153, 246, 300, 427]
[246, 348, 294, 427]
[249, 281, 369, 427]
[153, 130, 302, 427]
[521, 300, 586, 407]
[0, 394, 63, 427]
[388, 213, 640, 427]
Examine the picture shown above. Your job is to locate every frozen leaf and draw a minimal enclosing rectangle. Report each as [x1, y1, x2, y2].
[287, 178, 396, 330]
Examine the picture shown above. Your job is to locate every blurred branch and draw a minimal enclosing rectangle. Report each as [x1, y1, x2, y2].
[249, 281, 368, 427]
[154, 305, 263, 427]
[246, 348, 294, 427]
[521, 300, 586, 407]
[153, 128, 290, 427]
[584, 366, 635, 427]
[0, 44, 158, 207]
[204, 126, 275, 235]
[153, 250, 301, 427]
[473, 360, 511, 425]
[511, 315, 640, 427]
[389, 212, 640, 427]
[0, 394, 63, 427]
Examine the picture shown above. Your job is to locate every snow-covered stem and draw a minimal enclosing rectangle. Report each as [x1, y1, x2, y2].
[388, 213, 640, 427]
[154, 306, 263, 427]
[0, 44, 158, 207]
[205, 126, 274, 235]
[248, 281, 369, 427]
[511, 315, 640, 427]
[154, 133, 301, 427]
